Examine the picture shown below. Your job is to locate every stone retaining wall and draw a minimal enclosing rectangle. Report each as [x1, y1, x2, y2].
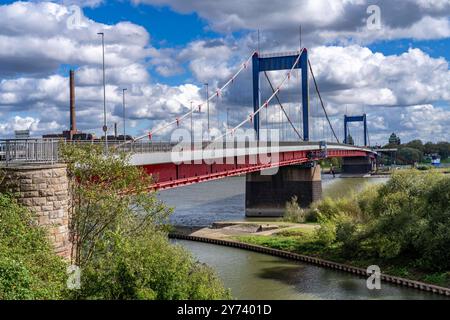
[0, 164, 72, 259]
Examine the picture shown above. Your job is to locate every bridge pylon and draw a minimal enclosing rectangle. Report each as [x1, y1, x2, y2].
[344, 114, 368, 146]
[252, 49, 309, 141]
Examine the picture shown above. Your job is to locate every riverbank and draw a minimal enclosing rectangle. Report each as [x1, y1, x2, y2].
[170, 222, 450, 296]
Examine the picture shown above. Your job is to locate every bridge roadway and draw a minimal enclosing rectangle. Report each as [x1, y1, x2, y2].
[129, 141, 376, 190]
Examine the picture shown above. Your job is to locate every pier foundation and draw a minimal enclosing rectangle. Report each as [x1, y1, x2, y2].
[245, 164, 322, 217]
[0, 164, 72, 259]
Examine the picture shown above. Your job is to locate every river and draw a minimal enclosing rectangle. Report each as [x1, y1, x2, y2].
[160, 174, 388, 226]
[159, 174, 446, 300]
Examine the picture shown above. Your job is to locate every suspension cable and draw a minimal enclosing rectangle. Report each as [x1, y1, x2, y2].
[308, 59, 340, 143]
[263, 71, 303, 140]
[213, 49, 304, 142]
[128, 51, 256, 143]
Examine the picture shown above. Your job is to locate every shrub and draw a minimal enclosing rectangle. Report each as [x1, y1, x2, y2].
[312, 196, 361, 222]
[334, 216, 361, 257]
[71, 228, 230, 300]
[315, 221, 336, 246]
[283, 196, 307, 223]
[0, 194, 67, 299]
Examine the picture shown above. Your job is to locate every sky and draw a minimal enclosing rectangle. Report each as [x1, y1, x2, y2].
[0, 0, 449, 145]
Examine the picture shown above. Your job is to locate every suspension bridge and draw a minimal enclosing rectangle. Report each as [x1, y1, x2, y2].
[0, 48, 377, 216]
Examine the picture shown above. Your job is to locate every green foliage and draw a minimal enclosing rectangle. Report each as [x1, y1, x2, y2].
[312, 196, 362, 222]
[315, 221, 336, 246]
[397, 147, 423, 164]
[283, 196, 307, 223]
[315, 170, 450, 271]
[416, 165, 431, 170]
[335, 217, 358, 255]
[238, 170, 450, 285]
[61, 144, 230, 300]
[385, 139, 450, 165]
[71, 228, 230, 300]
[0, 194, 67, 299]
[61, 143, 171, 266]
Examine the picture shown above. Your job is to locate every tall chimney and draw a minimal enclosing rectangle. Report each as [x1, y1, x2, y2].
[69, 70, 76, 133]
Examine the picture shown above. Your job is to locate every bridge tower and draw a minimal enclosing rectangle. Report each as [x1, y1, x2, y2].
[342, 114, 375, 174]
[252, 49, 309, 141]
[344, 114, 368, 146]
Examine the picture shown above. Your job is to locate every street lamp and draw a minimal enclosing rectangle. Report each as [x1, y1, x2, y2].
[204, 83, 209, 139]
[97, 32, 107, 150]
[190, 101, 193, 147]
[122, 88, 127, 141]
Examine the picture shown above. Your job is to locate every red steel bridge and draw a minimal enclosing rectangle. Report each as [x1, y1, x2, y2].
[129, 141, 376, 190]
[123, 48, 377, 193]
[1, 48, 378, 215]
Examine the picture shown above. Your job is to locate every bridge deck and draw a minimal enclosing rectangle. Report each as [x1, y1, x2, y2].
[133, 142, 376, 190]
[130, 142, 375, 166]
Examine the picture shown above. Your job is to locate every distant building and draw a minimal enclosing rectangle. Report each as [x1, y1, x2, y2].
[346, 134, 354, 145]
[14, 130, 30, 139]
[388, 133, 401, 145]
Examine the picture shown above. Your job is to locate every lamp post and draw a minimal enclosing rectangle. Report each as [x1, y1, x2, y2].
[122, 88, 127, 141]
[97, 32, 107, 151]
[204, 83, 209, 139]
[190, 101, 193, 147]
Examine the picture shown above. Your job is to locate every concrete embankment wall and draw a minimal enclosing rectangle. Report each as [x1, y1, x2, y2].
[169, 233, 450, 297]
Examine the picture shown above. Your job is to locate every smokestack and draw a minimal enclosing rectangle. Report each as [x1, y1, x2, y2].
[114, 122, 118, 138]
[69, 70, 76, 132]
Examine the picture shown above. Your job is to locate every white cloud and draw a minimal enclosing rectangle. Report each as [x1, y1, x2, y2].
[0, 1, 449, 144]
[132, 0, 450, 45]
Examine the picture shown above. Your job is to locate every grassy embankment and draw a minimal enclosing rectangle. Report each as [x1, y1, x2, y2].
[235, 169, 450, 287]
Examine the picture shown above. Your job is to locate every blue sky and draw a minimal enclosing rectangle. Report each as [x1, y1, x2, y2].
[0, 0, 449, 144]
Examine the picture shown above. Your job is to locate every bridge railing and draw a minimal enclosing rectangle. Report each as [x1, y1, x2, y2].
[0, 138, 368, 166]
[0, 139, 60, 166]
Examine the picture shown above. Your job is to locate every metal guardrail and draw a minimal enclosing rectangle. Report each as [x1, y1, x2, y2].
[0, 139, 61, 166]
[0, 138, 369, 166]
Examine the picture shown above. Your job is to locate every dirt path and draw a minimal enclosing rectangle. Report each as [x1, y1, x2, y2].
[172, 221, 317, 240]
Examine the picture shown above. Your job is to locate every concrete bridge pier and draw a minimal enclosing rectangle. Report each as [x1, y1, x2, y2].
[0, 164, 72, 259]
[342, 156, 375, 174]
[245, 163, 322, 217]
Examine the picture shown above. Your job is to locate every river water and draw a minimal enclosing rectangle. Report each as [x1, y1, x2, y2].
[160, 174, 387, 226]
[159, 174, 446, 300]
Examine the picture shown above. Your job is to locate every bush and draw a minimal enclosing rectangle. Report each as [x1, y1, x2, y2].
[335, 217, 360, 257]
[283, 196, 307, 223]
[71, 228, 230, 300]
[307, 170, 450, 272]
[0, 194, 67, 299]
[312, 196, 362, 222]
[315, 221, 336, 246]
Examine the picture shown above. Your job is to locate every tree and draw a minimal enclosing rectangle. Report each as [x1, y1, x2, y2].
[347, 134, 355, 145]
[404, 140, 424, 153]
[397, 147, 423, 164]
[435, 142, 450, 160]
[424, 142, 438, 155]
[388, 133, 401, 145]
[61, 144, 231, 300]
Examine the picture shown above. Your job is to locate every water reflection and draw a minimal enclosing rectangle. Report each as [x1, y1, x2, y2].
[176, 240, 446, 300]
